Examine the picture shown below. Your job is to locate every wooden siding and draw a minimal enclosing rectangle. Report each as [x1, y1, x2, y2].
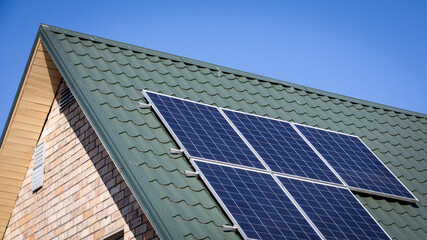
[0, 39, 60, 238]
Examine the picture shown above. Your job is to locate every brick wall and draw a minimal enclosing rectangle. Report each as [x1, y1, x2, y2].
[3, 83, 158, 240]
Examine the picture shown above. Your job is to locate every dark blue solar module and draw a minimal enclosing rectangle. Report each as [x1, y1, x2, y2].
[279, 176, 389, 240]
[146, 91, 265, 169]
[223, 109, 342, 184]
[295, 125, 415, 200]
[194, 160, 321, 240]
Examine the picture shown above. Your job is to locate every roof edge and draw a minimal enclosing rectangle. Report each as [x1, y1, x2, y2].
[0, 28, 42, 148]
[39, 24, 426, 118]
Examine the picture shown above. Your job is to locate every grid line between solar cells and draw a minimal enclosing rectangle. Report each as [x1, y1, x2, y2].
[278, 176, 390, 240]
[223, 109, 342, 184]
[145, 91, 265, 169]
[295, 124, 416, 201]
[193, 160, 321, 240]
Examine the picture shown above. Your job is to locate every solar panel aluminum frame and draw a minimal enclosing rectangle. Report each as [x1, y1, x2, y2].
[274, 174, 391, 240]
[191, 159, 326, 240]
[292, 123, 418, 203]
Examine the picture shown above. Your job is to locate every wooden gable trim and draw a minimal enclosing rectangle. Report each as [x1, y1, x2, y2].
[0, 38, 61, 238]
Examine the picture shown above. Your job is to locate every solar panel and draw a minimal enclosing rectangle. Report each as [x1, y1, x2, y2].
[295, 124, 416, 201]
[145, 91, 265, 169]
[278, 176, 390, 240]
[193, 160, 321, 240]
[223, 109, 342, 184]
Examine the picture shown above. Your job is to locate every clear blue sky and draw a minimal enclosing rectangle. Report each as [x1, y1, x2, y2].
[1, 1, 426, 131]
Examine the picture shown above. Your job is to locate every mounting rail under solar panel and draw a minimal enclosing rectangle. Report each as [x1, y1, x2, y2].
[144, 91, 265, 169]
[278, 176, 390, 240]
[223, 109, 343, 184]
[295, 124, 417, 202]
[192, 160, 322, 240]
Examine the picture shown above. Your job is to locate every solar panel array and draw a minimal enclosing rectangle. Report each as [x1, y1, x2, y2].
[144, 91, 415, 239]
[295, 124, 415, 200]
[224, 109, 342, 184]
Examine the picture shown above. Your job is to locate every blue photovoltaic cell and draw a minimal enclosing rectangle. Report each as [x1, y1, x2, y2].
[194, 161, 320, 240]
[146, 92, 265, 169]
[279, 177, 389, 240]
[296, 125, 415, 200]
[224, 110, 342, 184]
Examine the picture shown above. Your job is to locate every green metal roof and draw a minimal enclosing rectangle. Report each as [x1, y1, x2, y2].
[38, 24, 426, 239]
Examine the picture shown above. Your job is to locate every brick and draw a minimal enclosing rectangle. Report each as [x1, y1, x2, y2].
[113, 190, 125, 202]
[111, 211, 122, 222]
[67, 226, 77, 238]
[89, 221, 100, 233]
[113, 168, 121, 178]
[97, 208, 108, 221]
[142, 215, 149, 224]
[99, 190, 111, 202]
[129, 217, 142, 229]
[126, 210, 138, 222]
[145, 229, 155, 240]
[91, 153, 102, 164]
[121, 205, 132, 216]
[109, 184, 121, 196]
[95, 186, 104, 196]
[128, 191, 135, 201]
[98, 144, 105, 153]
[91, 178, 103, 189]
[88, 148, 98, 159]
[80, 227, 89, 238]
[73, 190, 81, 201]
[99, 215, 111, 229]
[59, 231, 68, 240]
[97, 164, 109, 177]
[102, 171, 113, 183]
[105, 177, 116, 189]
[17, 213, 33, 226]
[83, 209, 92, 220]
[94, 229, 104, 240]
[87, 215, 97, 226]
[54, 225, 64, 237]
[135, 223, 147, 236]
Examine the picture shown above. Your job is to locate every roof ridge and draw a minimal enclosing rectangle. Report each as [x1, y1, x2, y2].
[40, 24, 427, 119]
